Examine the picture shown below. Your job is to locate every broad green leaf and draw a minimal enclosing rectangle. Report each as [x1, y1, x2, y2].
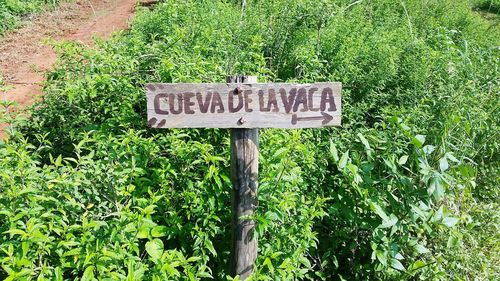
[137, 225, 150, 239]
[369, 200, 389, 221]
[414, 244, 429, 254]
[394, 253, 404, 260]
[412, 135, 426, 148]
[146, 239, 164, 261]
[423, 145, 435, 155]
[55, 155, 62, 167]
[81, 266, 95, 281]
[186, 256, 201, 263]
[299, 255, 311, 268]
[205, 239, 217, 257]
[375, 250, 387, 266]
[347, 163, 358, 176]
[398, 155, 408, 165]
[446, 152, 459, 163]
[439, 157, 449, 172]
[126, 260, 135, 281]
[357, 133, 371, 150]
[390, 258, 405, 271]
[272, 147, 288, 159]
[428, 175, 444, 199]
[447, 235, 460, 248]
[338, 150, 349, 169]
[22, 241, 29, 256]
[54, 267, 63, 281]
[379, 214, 398, 229]
[442, 217, 459, 227]
[411, 260, 426, 271]
[197, 271, 213, 278]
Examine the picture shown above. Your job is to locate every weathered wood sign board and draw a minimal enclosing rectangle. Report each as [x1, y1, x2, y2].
[146, 82, 341, 128]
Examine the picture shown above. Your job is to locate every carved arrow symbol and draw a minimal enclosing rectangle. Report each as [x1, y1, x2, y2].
[291, 112, 333, 125]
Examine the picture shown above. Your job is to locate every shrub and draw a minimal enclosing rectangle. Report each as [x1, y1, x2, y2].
[1, 0, 498, 279]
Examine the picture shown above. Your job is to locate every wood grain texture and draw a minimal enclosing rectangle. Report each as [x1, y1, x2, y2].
[229, 76, 258, 280]
[145, 82, 341, 128]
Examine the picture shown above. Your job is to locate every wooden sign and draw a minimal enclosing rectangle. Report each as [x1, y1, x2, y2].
[146, 82, 341, 128]
[145, 77, 342, 280]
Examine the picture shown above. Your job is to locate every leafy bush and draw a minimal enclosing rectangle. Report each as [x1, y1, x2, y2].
[470, 0, 500, 13]
[1, 0, 498, 280]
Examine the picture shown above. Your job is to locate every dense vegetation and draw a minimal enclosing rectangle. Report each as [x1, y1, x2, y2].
[0, 0, 498, 280]
[471, 0, 500, 13]
[0, 0, 67, 35]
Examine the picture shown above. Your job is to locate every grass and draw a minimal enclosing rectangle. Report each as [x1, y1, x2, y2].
[0, 0, 69, 35]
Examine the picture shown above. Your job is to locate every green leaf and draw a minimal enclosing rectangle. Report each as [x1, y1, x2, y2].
[375, 250, 387, 266]
[394, 253, 404, 260]
[186, 256, 201, 263]
[369, 200, 389, 221]
[205, 239, 217, 257]
[412, 135, 426, 148]
[299, 255, 312, 268]
[390, 258, 405, 271]
[263, 257, 274, 274]
[145, 239, 164, 261]
[126, 260, 135, 281]
[330, 140, 339, 162]
[54, 155, 62, 167]
[423, 145, 435, 155]
[447, 235, 460, 248]
[142, 205, 157, 215]
[428, 175, 444, 199]
[151, 226, 168, 238]
[4, 229, 26, 236]
[442, 217, 459, 227]
[414, 244, 429, 254]
[62, 248, 81, 257]
[272, 147, 288, 159]
[54, 267, 63, 281]
[434, 181, 445, 199]
[379, 214, 398, 229]
[411, 260, 426, 271]
[357, 133, 371, 150]
[81, 266, 95, 281]
[446, 152, 459, 163]
[137, 225, 150, 239]
[398, 155, 408, 165]
[439, 157, 449, 172]
[346, 163, 358, 175]
[197, 271, 213, 278]
[338, 150, 349, 169]
[161, 263, 180, 276]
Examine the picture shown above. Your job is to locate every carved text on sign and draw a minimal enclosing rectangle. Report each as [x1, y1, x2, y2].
[146, 83, 341, 128]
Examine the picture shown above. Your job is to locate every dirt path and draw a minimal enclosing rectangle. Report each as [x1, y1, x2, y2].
[0, 0, 137, 137]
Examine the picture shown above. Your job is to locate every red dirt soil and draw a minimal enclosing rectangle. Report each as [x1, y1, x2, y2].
[0, 0, 137, 138]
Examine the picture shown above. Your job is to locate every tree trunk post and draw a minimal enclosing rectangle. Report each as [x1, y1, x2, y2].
[228, 75, 258, 280]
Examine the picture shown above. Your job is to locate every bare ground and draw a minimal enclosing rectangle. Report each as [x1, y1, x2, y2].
[0, 0, 137, 138]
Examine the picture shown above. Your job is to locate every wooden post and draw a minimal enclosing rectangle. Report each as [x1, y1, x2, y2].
[229, 75, 258, 279]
